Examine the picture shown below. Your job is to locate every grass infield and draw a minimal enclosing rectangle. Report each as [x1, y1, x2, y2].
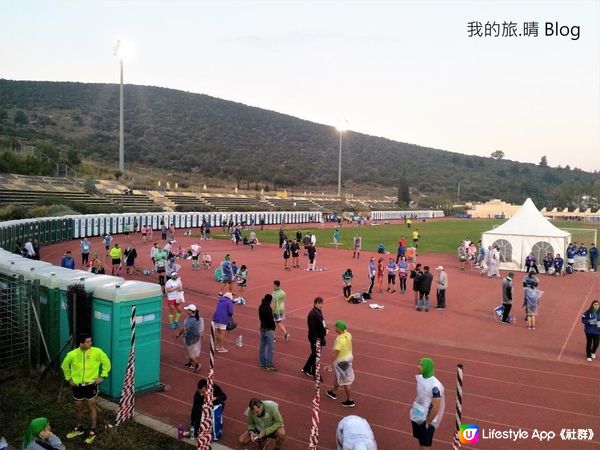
[209, 219, 599, 254]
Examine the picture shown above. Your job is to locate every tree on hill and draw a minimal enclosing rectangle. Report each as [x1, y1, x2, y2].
[539, 155, 548, 167]
[397, 174, 410, 206]
[491, 150, 505, 160]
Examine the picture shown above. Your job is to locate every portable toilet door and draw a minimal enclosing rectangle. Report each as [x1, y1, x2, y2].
[92, 280, 163, 397]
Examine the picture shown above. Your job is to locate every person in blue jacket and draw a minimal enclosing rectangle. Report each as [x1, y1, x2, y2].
[577, 243, 588, 257]
[566, 243, 576, 273]
[589, 243, 598, 272]
[553, 253, 564, 276]
[582, 300, 600, 362]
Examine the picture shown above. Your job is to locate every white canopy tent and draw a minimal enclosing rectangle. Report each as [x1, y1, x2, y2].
[481, 198, 571, 272]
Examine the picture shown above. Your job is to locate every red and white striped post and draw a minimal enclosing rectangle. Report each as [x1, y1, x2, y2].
[197, 322, 216, 450]
[308, 338, 322, 450]
[452, 364, 464, 450]
[116, 305, 136, 425]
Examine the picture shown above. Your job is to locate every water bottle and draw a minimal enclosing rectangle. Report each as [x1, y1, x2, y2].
[236, 335, 243, 347]
[177, 423, 184, 440]
[189, 425, 195, 438]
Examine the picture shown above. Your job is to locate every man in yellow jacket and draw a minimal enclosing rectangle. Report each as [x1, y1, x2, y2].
[61, 333, 111, 444]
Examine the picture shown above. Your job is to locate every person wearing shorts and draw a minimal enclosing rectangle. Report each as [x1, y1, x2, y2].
[221, 254, 234, 292]
[103, 233, 112, 257]
[190, 243, 201, 270]
[272, 280, 289, 341]
[326, 320, 356, 408]
[212, 292, 234, 352]
[61, 333, 111, 444]
[141, 225, 148, 242]
[410, 358, 444, 450]
[238, 399, 285, 449]
[165, 272, 184, 329]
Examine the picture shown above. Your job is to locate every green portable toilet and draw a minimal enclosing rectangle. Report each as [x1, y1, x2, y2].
[92, 281, 163, 398]
[37, 267, 85, 361]
[56, 271, 101, 357]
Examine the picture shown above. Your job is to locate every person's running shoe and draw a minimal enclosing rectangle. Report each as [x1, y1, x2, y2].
[194, 363, 202, 373]
[217, 348, 228, 353]
[326, 390, 337, 400]
[169, 322, 177, 329]
[267, 366, 279, 372]
[301, 370, 313, 378]
[184, 362, 194, 368]
[284, 332, 290, 341]
[67, 426, 85, 439]
[341, 400, 355, 408]
[84, 429, 97, 444]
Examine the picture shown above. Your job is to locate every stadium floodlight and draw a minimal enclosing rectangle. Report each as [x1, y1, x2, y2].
[336, 120, 348, 198]
[113, 40, 130, 176]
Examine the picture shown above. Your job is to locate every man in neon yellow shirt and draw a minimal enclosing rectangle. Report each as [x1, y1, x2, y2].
[61, 333, 111, 444]
[326, 320, 355, 408]
[109, 243, 123, 275]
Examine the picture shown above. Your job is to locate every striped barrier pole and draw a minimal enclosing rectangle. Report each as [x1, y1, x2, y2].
[308, 339, 322, 450]
[116, 305, 136, 425]
[452, 364, 464, 450]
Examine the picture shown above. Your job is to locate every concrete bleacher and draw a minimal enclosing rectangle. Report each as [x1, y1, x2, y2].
[267, 198, 321, 211]
[95, 179, 161, 212]
[0, 173, 113, 208]
[202, 194, 268, 212]
[165, 193, 213, 211]
[317, 199, 360, 213]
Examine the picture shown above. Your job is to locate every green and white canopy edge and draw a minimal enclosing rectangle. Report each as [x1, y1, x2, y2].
[481, 198, 571, 272]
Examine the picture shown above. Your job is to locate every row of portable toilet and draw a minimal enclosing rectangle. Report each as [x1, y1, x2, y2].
[371, 210, 445, 220]
[69, 210, 323, 238]
[0, 249, 163, 398]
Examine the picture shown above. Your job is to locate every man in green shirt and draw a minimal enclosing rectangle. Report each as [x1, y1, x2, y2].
[272, 280, 290, 341]
[239, 398, 285, 449]
[61, 333, 111, 444]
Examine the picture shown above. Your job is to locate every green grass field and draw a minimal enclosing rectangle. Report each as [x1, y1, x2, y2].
[0, 369, 191, 450]
[209, 219, 599, 254]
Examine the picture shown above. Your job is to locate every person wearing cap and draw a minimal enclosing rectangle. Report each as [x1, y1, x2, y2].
[434, 266, 448, 309]
[176, 304, 204, 372]
[336, 415, 377, 450]
[501, 272, 514, 323]
[410, 357, 444, 450]
[326, 320, 355, 408]
[165, 271, 184, 329]
[213, 292, 234, 352]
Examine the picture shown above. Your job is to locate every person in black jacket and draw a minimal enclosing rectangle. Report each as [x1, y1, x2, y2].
[417, 266, 433, 312]
[410, 263, 423, 308]
[302, 297, 327, 378]
[190, 378, 227, 436]
[258, 294, 277, 371]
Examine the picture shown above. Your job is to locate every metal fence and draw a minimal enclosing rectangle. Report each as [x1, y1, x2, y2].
[0, 273, 40, 369]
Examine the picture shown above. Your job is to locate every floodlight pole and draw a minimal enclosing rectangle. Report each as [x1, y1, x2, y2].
[118, 56, 125, 176]
[337, 130, 343, 198]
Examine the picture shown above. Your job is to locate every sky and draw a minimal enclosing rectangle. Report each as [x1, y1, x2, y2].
[1, 0, 599, 171]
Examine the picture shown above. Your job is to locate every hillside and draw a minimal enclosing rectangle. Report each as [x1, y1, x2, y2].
[0, 79, 598, 208]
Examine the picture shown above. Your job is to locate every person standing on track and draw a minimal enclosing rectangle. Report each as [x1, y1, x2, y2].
[367, 257, 376, 295]
[501, 272, 514, 323]
[326, 320, 356, 408]
[302, 297, 327, 379]
[410, 357, 444, 450]
[434, 266, 448, 309]
[582, 300, 600, 362]
[272, 280, 290, 341]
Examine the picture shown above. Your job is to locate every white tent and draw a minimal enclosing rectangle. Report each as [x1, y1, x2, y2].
[481, 198, 571, 272]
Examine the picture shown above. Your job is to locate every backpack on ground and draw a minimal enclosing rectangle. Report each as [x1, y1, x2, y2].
[347, 293, 364, 304]
[213, 404, 224, 440]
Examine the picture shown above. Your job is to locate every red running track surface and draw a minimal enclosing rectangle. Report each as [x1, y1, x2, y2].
[43, 230, 600, 450]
